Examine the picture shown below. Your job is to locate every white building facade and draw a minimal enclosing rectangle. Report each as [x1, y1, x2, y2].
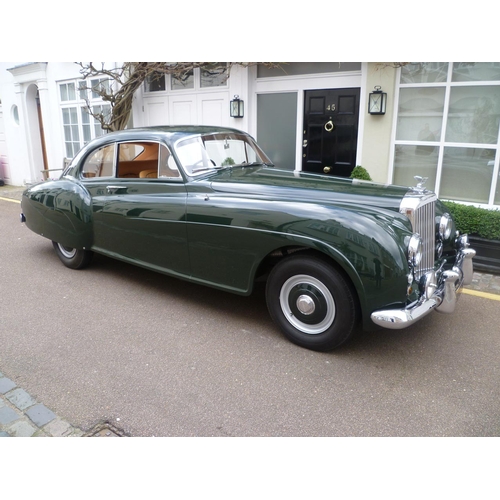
[1, 61, 499, 208]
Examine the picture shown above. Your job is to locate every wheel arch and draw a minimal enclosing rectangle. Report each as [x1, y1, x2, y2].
[254, 244, 365, 320]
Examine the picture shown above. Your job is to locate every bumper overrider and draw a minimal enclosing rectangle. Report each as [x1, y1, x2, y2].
[371, 235, 476, 330]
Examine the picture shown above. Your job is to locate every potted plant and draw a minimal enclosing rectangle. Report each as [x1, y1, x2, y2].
[443, 201, 500, 274]
[350, 165, 372, 181]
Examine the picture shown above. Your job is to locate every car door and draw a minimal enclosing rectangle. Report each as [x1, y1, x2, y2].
[82, 140, 190, 277]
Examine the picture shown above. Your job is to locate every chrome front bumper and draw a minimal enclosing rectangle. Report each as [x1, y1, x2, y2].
[371, 237, 476, 330]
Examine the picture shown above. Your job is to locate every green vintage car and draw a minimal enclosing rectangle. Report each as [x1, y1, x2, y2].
[21, 126, 475, 351]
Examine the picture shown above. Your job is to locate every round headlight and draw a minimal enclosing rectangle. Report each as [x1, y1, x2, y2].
[439, 213, 453, 240]
[408, 234, 423, 267]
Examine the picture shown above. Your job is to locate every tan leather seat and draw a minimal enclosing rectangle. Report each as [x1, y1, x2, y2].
[139, 169, 158, 178]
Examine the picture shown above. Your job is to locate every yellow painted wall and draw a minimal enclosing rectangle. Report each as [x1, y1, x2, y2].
[360, 63, 399, 183]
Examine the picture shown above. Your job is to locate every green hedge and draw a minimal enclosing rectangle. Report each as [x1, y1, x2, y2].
[443, 201, 500, 241]
[350, 166, 372, 181]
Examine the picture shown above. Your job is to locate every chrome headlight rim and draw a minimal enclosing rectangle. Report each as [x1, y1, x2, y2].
[408, 233, 423, 267]
[439, 213, 453, 241]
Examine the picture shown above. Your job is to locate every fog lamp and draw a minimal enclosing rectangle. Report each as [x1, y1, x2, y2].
[408, 234, 423, 267]
[439, 213, 453, 240]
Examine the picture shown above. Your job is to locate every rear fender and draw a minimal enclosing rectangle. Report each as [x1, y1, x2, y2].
[22, 179, 93, 249]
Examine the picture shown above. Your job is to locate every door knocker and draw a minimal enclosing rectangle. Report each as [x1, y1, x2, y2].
[324, 120, 335, 132]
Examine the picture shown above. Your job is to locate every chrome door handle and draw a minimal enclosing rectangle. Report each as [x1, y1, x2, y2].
[106, 186, 123, 194]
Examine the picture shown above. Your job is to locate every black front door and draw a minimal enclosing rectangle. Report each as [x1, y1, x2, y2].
[302, 88, 360, 177]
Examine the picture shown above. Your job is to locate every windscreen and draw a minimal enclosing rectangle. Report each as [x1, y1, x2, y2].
[174, 132, 272, 176]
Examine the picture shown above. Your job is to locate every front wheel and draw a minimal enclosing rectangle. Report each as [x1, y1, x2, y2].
[266, 255, 359, 351]
[52, 241, 93, 270]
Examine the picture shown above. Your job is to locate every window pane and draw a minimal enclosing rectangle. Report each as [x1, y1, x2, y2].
[201, 64, 227, 88]
[440, 147, 495, 203]
[446, 86, 500, 144]
[159, 145, 179, 178]
[82, 144, 115, 177]
[67, 83, 76, 101]
[495, 172, 500, 206]
[172, 70, 194, 90]
[79, 81, 87, 100]
[396, 87, 445, 141]
[452, 62, 500, 82]
[64, 125, 72, 142]
[257, 62, 361, 78]
[145, 72, 166, 92]
[257, 93, 297, 170]
[400, 63, 449, 84]
[60, 84, 68, 102]
[393, 144, 438, 191]
[82, 124, 91, 143]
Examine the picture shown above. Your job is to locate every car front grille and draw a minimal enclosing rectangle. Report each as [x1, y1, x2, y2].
[400, 192, 437, 279]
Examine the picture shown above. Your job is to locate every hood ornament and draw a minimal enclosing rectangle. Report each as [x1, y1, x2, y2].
[410, 175, 430, 194]
[414, 176, 428, 189]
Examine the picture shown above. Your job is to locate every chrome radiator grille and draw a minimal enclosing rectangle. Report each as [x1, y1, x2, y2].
[400, 193, 437, 279]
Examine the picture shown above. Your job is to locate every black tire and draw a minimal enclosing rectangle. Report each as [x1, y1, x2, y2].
[266, 254, 359, 351]
[52, 241, 93, 270]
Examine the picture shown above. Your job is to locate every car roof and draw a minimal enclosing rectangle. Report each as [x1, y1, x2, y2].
[104, 125, 246, 141]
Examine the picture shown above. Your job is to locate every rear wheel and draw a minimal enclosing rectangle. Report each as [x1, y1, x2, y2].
[52, 241, 93, 270]
[266, 254, 358, 351]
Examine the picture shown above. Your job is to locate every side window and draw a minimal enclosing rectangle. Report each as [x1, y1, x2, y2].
[159, 144, 180, 178]
[81, 144, 115, 178]
[117, 142, 159, 178]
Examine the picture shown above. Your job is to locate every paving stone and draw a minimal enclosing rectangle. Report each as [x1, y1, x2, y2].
[7, 419, 37, 437]
[25, 404, 56, 427]
[0, 377, 16, 394]
[44, 418, 74, 437]
[0, 405, 21, 425]
[5, 388, 37, 411]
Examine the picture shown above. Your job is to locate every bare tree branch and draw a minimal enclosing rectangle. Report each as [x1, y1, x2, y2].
[77, 62, 285, 132]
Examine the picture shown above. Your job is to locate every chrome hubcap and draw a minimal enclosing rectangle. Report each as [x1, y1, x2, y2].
[58, 244, 77, 259]
[296, 295, 315, 315]
[280, 274, 336, 335]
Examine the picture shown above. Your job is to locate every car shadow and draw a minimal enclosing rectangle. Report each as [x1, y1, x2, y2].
[38, 242, 445, 358]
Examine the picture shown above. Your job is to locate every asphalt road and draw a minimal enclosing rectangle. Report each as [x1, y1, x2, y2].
[1, 197, 499, 437]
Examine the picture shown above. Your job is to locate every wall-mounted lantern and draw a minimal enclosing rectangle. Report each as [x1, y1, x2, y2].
[368, 86, 387, 115]
[230, 95, 244, 118]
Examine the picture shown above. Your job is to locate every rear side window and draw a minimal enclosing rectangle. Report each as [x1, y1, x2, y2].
[82, 144, 115, 178]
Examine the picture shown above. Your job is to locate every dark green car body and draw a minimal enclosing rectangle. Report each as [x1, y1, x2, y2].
[21, 126, 475, 350]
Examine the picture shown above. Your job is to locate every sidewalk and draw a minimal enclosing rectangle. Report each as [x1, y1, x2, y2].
[0, 372, 84, 437]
